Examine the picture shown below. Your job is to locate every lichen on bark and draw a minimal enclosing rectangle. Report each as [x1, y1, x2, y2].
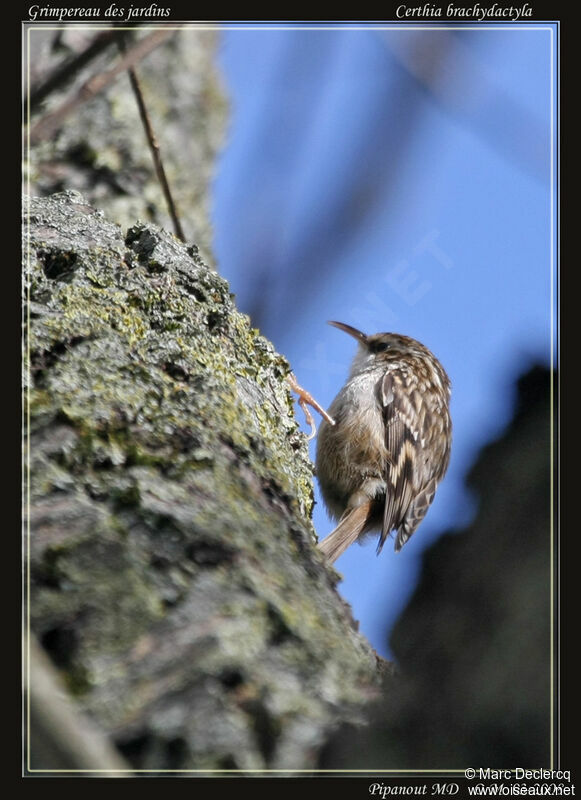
[24, 191, 383, 773]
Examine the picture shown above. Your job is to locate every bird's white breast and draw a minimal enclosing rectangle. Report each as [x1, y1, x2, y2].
[337, 368, 386, 456]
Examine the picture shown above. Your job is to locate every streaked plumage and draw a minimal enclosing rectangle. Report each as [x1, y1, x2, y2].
[316, 322, 451, 563]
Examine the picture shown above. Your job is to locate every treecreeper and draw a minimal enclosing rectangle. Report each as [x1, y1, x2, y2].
[316, 321, 452, 563]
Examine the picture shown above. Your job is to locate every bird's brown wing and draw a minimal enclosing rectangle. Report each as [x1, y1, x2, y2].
[394, 476, 439, 551]
[378, 370, 436, 553]
[379, 369, 451, 553]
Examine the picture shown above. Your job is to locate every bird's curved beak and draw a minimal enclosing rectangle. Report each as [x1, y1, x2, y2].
[327, 321, 368, 344]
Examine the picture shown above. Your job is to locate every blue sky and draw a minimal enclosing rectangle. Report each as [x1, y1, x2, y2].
[211, 24, 557, 657]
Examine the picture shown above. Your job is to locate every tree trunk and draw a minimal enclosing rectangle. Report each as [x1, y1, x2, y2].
[23, 191, 384, 775]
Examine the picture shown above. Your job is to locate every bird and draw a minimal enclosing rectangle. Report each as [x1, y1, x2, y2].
[315, 321, 452, 563]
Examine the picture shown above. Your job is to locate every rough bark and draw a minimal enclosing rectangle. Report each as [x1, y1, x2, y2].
[23, 191, 384, 775]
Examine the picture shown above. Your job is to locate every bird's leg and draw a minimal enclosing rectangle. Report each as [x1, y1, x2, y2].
[287, 372, 336, 441]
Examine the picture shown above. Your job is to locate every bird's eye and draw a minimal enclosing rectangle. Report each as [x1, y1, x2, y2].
[372, 341, 390, 353]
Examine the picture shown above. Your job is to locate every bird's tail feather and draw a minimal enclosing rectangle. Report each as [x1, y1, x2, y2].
[317, 503, 371, 563]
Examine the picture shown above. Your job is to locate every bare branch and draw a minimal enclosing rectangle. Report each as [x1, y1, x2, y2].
[26, 636, 131, 774]
[29, 29, 176, 145]
[120, 39, 186, 242]
[29, 31, 126, 112]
